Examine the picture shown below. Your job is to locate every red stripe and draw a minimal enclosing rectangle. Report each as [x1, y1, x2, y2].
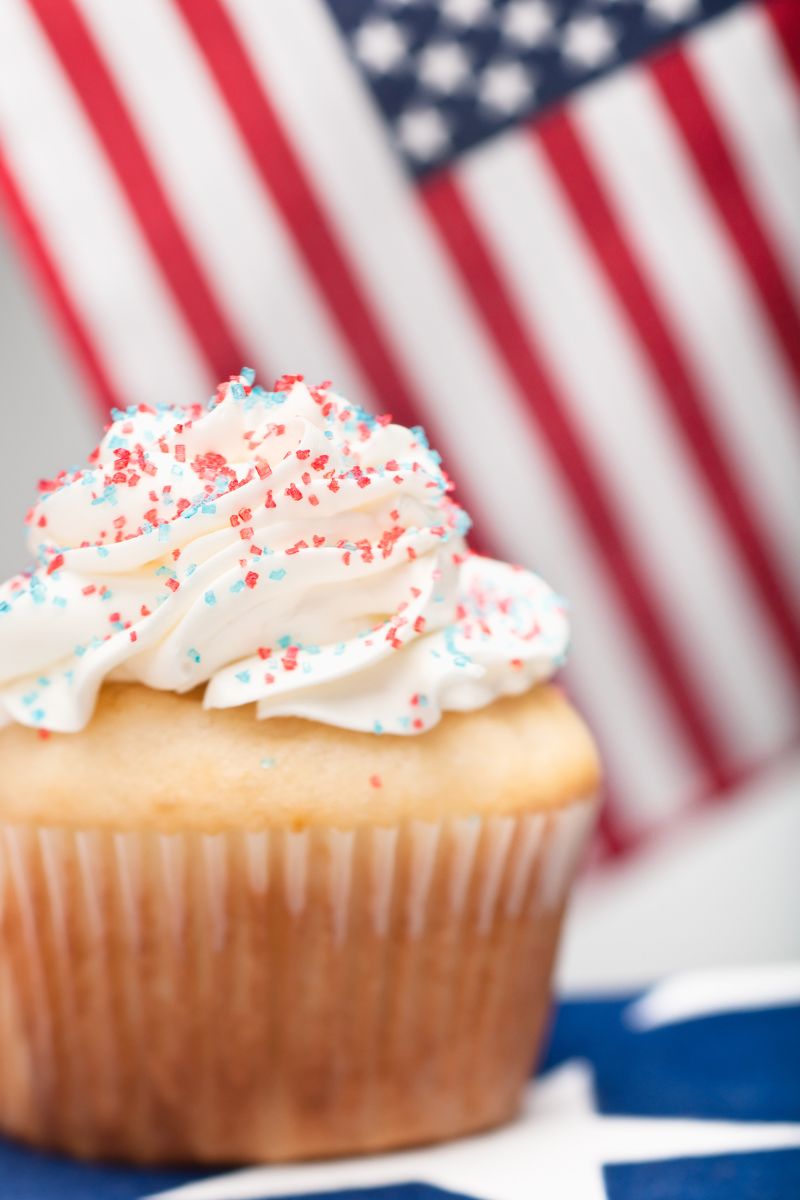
[765, 0, 800, 91]
[535, 109, 800, 681]
[28, 0, 247, 386]
[0, 151, 118, 419]
[422, 173, 734, 790]
[172, 0, 424, 432]
[650, 44, 800, 400]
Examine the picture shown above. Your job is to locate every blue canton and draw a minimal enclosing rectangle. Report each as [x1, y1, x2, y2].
[326, 0, 745, 174]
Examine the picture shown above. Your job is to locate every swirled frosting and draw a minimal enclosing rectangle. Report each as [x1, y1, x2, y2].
[0, 373, 568, 734]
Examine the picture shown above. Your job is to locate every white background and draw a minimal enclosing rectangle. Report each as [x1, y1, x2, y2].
[1, 221, 798, 990]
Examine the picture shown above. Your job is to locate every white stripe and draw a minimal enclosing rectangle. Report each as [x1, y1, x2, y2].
[575, 65, 800, 600]
[627, 963, 800, 1031]
[462, 133, 799, 760]
[0, 0, 211, 408]
[690, 4, 800, 306]
[223, 0, 703, 825]
[75, 0, 369, 396]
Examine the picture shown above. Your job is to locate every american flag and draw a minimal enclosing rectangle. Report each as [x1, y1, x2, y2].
[0, 0, 798, 861]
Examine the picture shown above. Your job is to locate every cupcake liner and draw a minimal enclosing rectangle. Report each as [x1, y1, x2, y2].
[0, 796, 596, 1163]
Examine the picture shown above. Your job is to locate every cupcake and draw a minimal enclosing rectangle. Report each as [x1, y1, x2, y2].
[0, 372, 599, 1163]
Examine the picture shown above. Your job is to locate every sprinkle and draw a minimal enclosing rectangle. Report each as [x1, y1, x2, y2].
[187, 647, 201, 664]
[46, 553, 64, 576]
[235, 669, 251, 683]
[230, 580, 246, 594]
[369, 774, 382, 789]
[269, 568, 286, 582]
[165, 578, 180, 591]
[285, 482, 303, 501]
[260, 757, 276, 769]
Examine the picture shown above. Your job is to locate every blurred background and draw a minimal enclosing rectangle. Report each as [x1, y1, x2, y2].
[0, 0, 798, 988]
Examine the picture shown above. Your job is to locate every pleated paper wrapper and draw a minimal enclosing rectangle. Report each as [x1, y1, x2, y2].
[0, 796, 596, 1162]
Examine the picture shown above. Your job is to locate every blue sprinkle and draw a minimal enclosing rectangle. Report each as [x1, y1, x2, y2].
[97, 546, 110, 558]
[324, 430, 334, 440]
[74, 645, 86, 657]
[22, 692, 38, 707]
[260, 757, 275, 769]
[269, 569, 286, 582]
[187, 648, 201, 664]
[31, 709, 45, 724]
[201, 502, 217, 515]
[277, 635, 292, 649]
[230, 580, 246, 594]
[186, 563, 197, 577]
[230, 382, 245, 400]
[235, 669, 251, 684]
[157, 524, 170, 542]
[53, 596, 67, 609]
[241, 367, 256, 385]
[0, 601, 10, 614]
[372, 720, 383, 735]
[204, 591, 217, 606]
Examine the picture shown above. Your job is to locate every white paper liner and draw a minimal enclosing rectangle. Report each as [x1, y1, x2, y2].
[0, 796, 596, 1163]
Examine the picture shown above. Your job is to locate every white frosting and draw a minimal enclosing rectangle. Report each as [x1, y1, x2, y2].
[0, 374, 569, 734]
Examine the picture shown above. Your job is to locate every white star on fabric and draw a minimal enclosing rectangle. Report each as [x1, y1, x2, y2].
[417, 40, 474, 94]
[441, 0, 494, 28]
[478, 59, 536, 115]
[501, 0, 556, 48]
[395, 106, 451, 161]
[645, 0, 701, 23]
[352, 18, 409, 75]
[561, 15, 618, 70]
[148, 1059, 800, 1200]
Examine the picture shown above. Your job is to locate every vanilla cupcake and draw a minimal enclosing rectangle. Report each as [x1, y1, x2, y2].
[0, 373, 599, 1163]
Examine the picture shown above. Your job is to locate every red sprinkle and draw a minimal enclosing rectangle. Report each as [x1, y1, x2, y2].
[369, 775, 382, 789]
[46, 553, 64, 576]
[245, 571, 259, 589]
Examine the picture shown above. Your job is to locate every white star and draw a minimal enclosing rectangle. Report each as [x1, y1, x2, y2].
[645, 0, 700, 23]
[501, 0, 556, 48]
[561, 15, 618, 70]
[395, 106, 451, 162]
[478, 59, 536, 115]
[147, 1059, 800, 1200]
[441, 0, 493, 28]
[417, 40, 474, 93]
[352, 18, 409, 75]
